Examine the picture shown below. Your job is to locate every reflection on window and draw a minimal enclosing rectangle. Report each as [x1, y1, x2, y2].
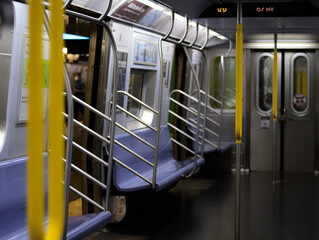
[128, 71, 144, 116]
[258, 55, 273, 113]
[209, 56, 236, 109]
[292, 56, 308, 113]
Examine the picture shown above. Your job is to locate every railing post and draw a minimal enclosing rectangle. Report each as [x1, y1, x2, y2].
[27, 0, 45, 238]
[272, 33, 278, 184]
[183, 46, 201, 177]
[235, 0, 243, 239]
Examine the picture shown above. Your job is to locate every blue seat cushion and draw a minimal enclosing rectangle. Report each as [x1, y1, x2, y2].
[193, 141, 232, 154]
[67, 211, 112, 240]
[0, 157, 111, 240]
[113, 125, 205, 192]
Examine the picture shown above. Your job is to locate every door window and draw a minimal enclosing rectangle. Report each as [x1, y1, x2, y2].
[291, 53, 310, 114]
[256, 54, 273, 114]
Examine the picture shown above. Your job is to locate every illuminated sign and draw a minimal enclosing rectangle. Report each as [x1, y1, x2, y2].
[200, 3, 319, 18]
[217, 8, 227, 13]
[256, 7, 275, 13]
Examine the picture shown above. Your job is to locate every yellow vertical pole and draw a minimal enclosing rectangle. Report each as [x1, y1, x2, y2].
[235, 1, 243, 240]
[46, 0, 65, 239]
[27, 0, 45, 239]
[272, 34, 278, 184]
[273, 48, 278, 122]
[235, 23, 243, 144]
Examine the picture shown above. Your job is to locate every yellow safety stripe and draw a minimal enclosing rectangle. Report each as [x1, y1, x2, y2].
[235, 24, 243, 144]
[46, 0, 65, 239]
[273, 50, 278, 122]
[27, 0, 45, 238]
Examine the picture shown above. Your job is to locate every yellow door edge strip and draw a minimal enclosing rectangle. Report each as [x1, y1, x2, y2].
[235, 24, 243, 144]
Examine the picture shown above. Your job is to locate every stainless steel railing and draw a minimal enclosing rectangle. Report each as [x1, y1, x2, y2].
[168, 89, 202, 159]
[188, 89, 224, 151]
[112, 91, 158, 187]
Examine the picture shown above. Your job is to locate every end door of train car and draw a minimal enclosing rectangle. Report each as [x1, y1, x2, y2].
[249, 50, 317, 172]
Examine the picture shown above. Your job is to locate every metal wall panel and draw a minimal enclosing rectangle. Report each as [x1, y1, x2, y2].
[283, 51, 315, 172]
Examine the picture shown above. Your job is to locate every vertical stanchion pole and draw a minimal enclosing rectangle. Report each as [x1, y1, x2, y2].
[27, 0, 45, 239]
[46, 0, 65, 239]
[235, 1, 243, 240]
[272, 34, 278, 184]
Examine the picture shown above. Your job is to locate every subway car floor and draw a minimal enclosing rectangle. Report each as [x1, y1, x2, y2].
[85, 168, 319, 240]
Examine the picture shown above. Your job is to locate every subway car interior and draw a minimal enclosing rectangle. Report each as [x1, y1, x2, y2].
[0, 0, 319, 239]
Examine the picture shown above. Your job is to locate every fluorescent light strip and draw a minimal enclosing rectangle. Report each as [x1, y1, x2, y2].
[244, 41, 319, 49]
[63, 33, 90, 40]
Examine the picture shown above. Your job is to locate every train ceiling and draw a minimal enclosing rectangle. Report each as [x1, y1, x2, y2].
[155, 0, 319, 42]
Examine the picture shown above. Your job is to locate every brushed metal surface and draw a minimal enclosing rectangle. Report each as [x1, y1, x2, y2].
[0, 1, 14, 153]
[250, 51, 282, 171]
[283, 51, 315, 172]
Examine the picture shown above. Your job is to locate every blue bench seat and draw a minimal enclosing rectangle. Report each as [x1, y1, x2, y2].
[194, 141, 232, 154]
[0, 156, 111, 240]
[113, 125, 205, 192]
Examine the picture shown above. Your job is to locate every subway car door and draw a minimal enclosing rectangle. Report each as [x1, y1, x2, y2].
[250, 51, 282, 171]
[250, 51, 316, 172]
[283, 51, 316, 172]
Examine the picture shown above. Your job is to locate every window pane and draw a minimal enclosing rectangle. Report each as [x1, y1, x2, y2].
[209, 56, 236, 109]
[258, 56, 273, 112]
[293, 56, 308, 112]
[128, 72, 144, 116]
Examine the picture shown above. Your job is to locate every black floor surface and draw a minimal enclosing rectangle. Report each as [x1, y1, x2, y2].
[87, 171, 319, 240]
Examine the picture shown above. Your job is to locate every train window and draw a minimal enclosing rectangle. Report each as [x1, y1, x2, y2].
[128, 71, 144, 116]
[291, 53, 310, 114]
[209, 56, 236, 109]
[257, 54, 273, 114]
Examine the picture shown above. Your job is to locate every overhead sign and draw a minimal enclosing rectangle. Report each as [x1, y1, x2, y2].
[112, 0, 153, 23]
[200, 3, 319, 18]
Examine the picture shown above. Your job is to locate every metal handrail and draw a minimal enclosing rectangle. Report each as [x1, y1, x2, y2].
[170, 98, 198, 116]
[170, 138, 198, 157]
[163, 9, 175, 40]
[117, 91, 158, 114]
[73, 95, 112, 122]
[114, 139, 154, 167]
[64, 0, 113, 22]
[167, 122, 196, 142]
[63, 135, 108, 167]
[160, 9, 211, 51]
[62, 158, 107, 189]
[189, 22, 199, 48]
[55, 7, 119, 237]
[200, 26, 209, 51]
[42, 9, 75, 238]
[115, 122, 156, 150]
[189, 107, 221, 126]
[117, 104, 156, 132]
[178, 15, 189, 44]
[113, 157, 153, 185]
[170, 89, 200, 103]
[69, 186, 105, 211]
[168, 110, 198, 130]
[192, 89, 223, 105]
[189, 96, 223, 116]
[63, 0, 73, 9]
